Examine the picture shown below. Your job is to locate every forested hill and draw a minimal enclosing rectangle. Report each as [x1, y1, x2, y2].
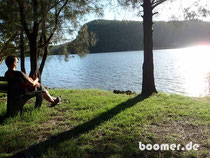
[51, 20, 210, 54]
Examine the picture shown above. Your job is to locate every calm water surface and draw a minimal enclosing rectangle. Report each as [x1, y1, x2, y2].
[1, 46, 210, 97]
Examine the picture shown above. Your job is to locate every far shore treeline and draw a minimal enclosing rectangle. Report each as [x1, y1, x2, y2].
[50, 19, 210, 54]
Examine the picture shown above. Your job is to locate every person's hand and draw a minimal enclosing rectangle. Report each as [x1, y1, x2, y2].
[35, 77, 39, 81]
[33, 73, 36, 79]
[33, 71, 38, 79]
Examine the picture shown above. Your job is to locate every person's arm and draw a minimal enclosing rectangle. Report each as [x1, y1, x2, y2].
[18, 71, 39, 87]
[31, 78, 39, 86]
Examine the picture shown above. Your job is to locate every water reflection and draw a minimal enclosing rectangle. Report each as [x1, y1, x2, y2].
[175, 46, 210, 96]
[1, 46, 210, 97]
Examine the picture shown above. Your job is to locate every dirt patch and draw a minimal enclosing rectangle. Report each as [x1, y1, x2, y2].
[146, 118, 210, 157]
[34, 115, 74, 141]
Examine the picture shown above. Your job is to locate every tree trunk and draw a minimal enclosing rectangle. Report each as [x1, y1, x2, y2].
[29, 36, 38, 77]
[39, 33, 48, 77]
[28, 35, 43, 108]
[39, 44, 48, 76]
[141, 0, 157, 96]
[20, 28, 26, 73]
[39, 0, 47, 78]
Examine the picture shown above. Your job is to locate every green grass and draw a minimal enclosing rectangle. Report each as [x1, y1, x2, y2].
[0, 89, 209, 158]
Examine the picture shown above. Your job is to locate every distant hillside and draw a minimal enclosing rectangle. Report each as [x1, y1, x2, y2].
[86, 20, 143, 53]
[50, 20, 210, 54]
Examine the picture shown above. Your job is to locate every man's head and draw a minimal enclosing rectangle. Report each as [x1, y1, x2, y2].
[5, 56, 18, 69]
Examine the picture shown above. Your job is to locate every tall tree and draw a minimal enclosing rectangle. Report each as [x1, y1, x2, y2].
[117, 0, 169, 96]
[0, 0, 30, 71]
[1, 0, 103, 78]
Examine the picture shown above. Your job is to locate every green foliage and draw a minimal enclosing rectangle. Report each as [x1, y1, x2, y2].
[0, 0, 20, 62]
[0, 89, 209, 157]
[0, 0, 104, 73]
[68, 25, 97, 57]
[183, 0, 210, 20]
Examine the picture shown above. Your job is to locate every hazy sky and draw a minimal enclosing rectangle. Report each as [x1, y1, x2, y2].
[61, 0, 210, 43]
[99, 0, 210, 21]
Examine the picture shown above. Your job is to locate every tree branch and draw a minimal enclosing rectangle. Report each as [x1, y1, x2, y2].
[30, 0, 64, 29]
[0, 32, 18, 54]
[48, 0, 63, 12]
[38, 0, 70, 48]
[152, 0, 167, 9]
[151, 0, 156, 4]
[32, 0, 39, 36]
[17, 0, 31, 38]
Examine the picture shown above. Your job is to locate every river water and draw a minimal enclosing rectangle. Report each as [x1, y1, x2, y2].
[1, 46, 210, 97]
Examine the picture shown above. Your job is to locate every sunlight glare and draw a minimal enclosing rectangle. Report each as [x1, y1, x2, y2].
[176, 45, 210, 96]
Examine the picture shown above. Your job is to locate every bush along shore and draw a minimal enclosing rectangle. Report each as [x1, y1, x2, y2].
[0, 89, 209, 158]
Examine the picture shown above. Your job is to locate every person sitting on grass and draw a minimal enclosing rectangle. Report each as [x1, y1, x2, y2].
[4, 56, 61, 107]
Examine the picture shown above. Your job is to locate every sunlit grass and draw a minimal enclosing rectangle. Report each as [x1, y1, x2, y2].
[0, 89, 209, 158]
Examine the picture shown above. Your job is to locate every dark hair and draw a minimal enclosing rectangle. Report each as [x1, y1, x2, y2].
[5, 56, 16, 68]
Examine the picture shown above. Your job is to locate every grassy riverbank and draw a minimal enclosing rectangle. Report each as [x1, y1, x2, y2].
[0, 89, 209, 158]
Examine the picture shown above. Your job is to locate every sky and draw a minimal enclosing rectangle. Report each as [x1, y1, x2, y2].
[61, 0, 210, 44]
[99, 0, 210, 21]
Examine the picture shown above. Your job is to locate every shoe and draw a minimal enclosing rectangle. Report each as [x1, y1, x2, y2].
[50, 96, 61, 107]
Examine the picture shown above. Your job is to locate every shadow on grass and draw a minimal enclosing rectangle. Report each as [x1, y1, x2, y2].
[0, 97, 7, 124]
[12, 94, 147, 158]
[0, 105, 38, 124]
[0, 114, 7, 124]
